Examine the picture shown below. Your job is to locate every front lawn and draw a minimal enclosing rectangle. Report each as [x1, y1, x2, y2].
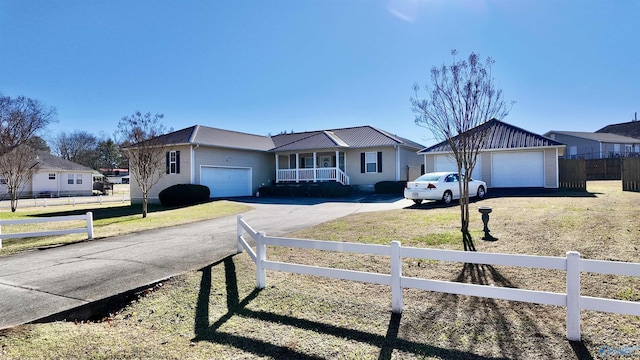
[0, 200, 252, 256]
[1, 181, 639, 359]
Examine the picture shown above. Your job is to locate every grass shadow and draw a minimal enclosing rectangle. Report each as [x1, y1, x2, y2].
[487, 188, 599, 198]
[29, 200, 220, 220]
[403, 263, 596, 359]
[192, 256, 510, 359]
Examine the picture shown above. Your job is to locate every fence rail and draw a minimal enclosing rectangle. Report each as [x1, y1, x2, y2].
[236, 215, 640, 342]
[0, 212, 94, 249]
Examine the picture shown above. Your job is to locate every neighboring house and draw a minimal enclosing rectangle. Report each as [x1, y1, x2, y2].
[596, 119, 640, 139]
[128, 125, 425, 204]
[543, 131, 640, 159]
[0, 152, 96, 199]
[419, 119, 565, 188]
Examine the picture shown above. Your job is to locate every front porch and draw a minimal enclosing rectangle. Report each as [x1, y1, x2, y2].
[275, 151, 350, 185]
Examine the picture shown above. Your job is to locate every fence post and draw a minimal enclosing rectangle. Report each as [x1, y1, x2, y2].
[0, 224, 3, 249]
[256, 231, 266, 289]
[237, 215, 244, 253]
[390, 241, 403, 313]
[566, 251, 581, 341]
[86, 212, 94, 239]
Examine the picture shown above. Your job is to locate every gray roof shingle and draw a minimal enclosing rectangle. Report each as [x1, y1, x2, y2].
[419, 119, 564, 153]
[596, 121, 640, 139]
[546, 130, 640, 143]
[34, 152, 96, 172]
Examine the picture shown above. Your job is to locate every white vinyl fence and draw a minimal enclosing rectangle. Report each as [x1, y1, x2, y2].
[0, 212, 94, 249]
[236, 215, 640, 342]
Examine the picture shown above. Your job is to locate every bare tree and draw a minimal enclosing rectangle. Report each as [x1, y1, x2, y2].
[51, 130, 99, 168]
[0, 94, 56, 156]
[116, 111, 167, 218]
[0, 145, 37, 212]
[411, 50, 512, 251]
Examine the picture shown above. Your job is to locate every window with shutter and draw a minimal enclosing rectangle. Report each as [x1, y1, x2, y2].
[167, 150, 180, 174]
[365, 152, 378, 173]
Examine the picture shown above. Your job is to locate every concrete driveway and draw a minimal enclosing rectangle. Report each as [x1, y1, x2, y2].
[0, 195, 411, 330]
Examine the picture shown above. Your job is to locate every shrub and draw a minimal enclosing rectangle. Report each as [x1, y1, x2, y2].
[374, 181, 407, 194]
[159, 184, 210, 207]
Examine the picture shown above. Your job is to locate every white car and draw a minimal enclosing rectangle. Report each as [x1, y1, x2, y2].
[404, 171, 487, 205]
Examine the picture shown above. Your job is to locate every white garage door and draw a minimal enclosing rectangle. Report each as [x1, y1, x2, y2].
[201, 167, 252, 197]
[434, 154, 483, 181]
[492, 151, 544, 187]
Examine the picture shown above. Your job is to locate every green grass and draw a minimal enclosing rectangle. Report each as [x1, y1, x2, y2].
[0, 200, 252, 256]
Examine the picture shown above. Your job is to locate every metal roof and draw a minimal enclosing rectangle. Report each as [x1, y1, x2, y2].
[270, 125, 424, 151]
[419, 119, 564, 153]
[545, 130, 640, 143]
[147, 125, 275, 151]
[190, 125, 275, 151]
[139, 124, 425, 152]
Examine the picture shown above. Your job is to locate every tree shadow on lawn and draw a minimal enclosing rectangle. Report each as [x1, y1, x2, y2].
[191, 256, 513, 360]
[405, 188, 599, 210]
[403, 263, 595, 359]
[28, 200, 220, 220]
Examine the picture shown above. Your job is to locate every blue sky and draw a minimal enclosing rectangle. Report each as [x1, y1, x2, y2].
[1, 0, 638, 146]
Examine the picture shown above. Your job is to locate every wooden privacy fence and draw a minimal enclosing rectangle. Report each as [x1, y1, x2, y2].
[622, 157, 640, 192]
[0, 212, 94, 249]
[585, 158, 621, 180]
[558, 159, 586, 191]
[236, 215, 640, 342]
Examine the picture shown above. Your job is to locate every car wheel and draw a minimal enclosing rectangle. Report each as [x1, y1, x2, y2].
[412, 199, 423, 205]
[443, 191, 453, 204]
[477, 186, 486, 199]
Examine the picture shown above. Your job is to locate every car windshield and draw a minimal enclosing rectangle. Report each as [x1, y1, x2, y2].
[414, 173, 443, 182]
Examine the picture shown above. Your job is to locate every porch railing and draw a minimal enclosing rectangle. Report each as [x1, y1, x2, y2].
[276, 167, 350, 185]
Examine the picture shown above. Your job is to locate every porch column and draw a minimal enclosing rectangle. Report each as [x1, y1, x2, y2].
[395, 145, 400, 181]
[335, 150, 340, 182]
[313, 152, 317, 182]
[295, 153, 300, 183]
[275, 154, 279, 183]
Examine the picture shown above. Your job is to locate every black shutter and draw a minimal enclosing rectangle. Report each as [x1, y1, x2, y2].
[176, 151, 180, 174]
[377, 151, 382, 173]
[360, 153, 365, 173]
[166, 152, 170, 174]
